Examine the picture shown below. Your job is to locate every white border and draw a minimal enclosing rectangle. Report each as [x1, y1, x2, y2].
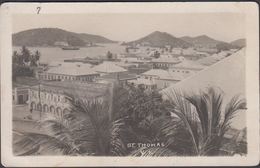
[0, 2, 259, 167]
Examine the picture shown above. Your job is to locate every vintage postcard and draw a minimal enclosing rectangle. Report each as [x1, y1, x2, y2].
[0, 2, 259, 167]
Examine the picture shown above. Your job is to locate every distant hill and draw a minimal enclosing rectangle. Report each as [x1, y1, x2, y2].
[75, 33, 116, 44]
[230, 38, 246, 48]
[216, 42, 240, 51]
[180, 35, 225, 48]
[12, 28, 116, 47]
[125, 31, 192, 48]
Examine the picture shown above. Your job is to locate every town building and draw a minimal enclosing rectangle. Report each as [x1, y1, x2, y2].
[12, 77, 40, 105]
[13, 85, 30, 105]
[128, 78, 157, 91]
[151, 57, 181, 69]
[91, 61, 127, 76]
[170, 59, 206, 74]
[96, 72, 138, 87]
[39, 62, 99, 82]
[196, 50, 235, 66]
[140, 69, 190, 89]
[29, 81, 111, 119]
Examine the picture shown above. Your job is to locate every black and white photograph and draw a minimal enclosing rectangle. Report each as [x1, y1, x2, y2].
[0, 2, 259, 167]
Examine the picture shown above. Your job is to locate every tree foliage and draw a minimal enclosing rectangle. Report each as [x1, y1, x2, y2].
[14, 86, 246, 156]
[12, 46, 41, 80]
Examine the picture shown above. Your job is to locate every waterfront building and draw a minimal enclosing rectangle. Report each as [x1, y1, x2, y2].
[92, 61, 127, 76]
[39, 62, 99, 82]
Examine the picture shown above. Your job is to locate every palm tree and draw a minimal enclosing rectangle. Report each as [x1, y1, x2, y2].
[14, 85, 144, 156]
[14, 86, 246, 156]
[162, 87, 247, 156]
[14, 97, 126, 156]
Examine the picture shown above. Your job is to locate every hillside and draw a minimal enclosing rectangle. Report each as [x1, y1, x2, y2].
[12, 28, 115, 47]
[75, 33, 116, 44]
[180, 35, 224, 48]
[230, 38, 246, 48]
[125, 31, 192, 48]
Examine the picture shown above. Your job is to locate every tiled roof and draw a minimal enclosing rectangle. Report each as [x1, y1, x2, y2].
[47, 63, 97, 76]
[92, 61, 127, 73]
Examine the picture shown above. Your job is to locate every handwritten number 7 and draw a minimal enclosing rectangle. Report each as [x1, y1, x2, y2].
[37, 7, 41, 14]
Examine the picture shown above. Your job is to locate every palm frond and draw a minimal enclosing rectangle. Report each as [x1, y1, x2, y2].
[13, 131, 77, 155]
[221, 95, 247, 135]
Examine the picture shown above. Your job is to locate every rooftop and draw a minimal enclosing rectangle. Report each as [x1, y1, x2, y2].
[128, 78, 156, 86]
[151, 57, 181, 63]
[46, 63, 97, 76]
[196, 51, 231, 66]
[92, 61, 127, 73]
[161, 48, 246, 130]
[173, 60, 206, 70]
[31, 80, 110, 98]
[142, 69, 190, 81]
[13, 77, 40, 88]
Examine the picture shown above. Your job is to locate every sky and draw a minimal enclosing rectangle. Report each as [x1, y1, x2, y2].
[13, 13, 245, 42]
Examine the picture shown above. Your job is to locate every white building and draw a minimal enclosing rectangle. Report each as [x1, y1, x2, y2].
[39, 62, 99, 82]
[170, 59, 206, 74]
[29, 81, 111, 119]
[91, 61, 127, 76]
[139, 69, 191, 90]
[151, 57, 181, 69]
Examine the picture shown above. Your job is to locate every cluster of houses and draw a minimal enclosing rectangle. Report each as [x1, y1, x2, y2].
[12, 45, 246, 155]
[12, 45, 240, 120]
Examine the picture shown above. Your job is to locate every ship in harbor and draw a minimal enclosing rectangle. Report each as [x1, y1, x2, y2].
[61, 46, 80, 50]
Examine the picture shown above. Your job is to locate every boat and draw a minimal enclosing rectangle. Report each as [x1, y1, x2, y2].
[61, 46, 80, 50]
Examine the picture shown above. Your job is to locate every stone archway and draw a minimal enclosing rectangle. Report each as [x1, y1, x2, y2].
[43, 104, 49, 112]
[30, 101, 36, 110]
[50, 105, 55, 114]
[56, 107, 62, 117]
[37, 103, 42, 111]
